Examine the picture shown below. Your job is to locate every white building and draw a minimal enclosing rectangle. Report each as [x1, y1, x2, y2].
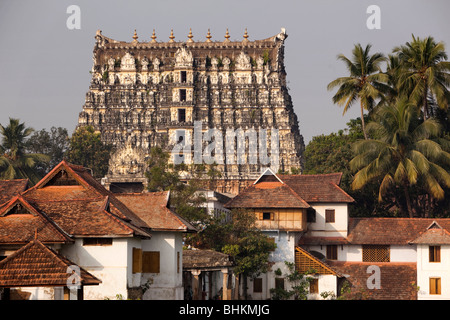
[0, 161, 196, 300]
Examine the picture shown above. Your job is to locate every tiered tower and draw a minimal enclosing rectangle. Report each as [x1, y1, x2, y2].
[77, 28, 304, 194]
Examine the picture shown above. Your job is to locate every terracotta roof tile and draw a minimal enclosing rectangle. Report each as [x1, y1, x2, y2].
[328, 261, 417, 300]
[183, 249, 233, 269]
[279, 173, 354, 203]
[0, 179, 28, 205]
[0, 239, 101, 287]
[225, 183, 310, 209]
[347, 218, 450, 245]
[115, 192, 196, 232]
[0, 196, 72, 244]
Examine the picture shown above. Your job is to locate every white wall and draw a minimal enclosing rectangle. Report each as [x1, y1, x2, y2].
[307, 203, 348, 237]
[417, 244, 450, 300]
[140, 232, 184, 300]
[60, 238, 131, 300]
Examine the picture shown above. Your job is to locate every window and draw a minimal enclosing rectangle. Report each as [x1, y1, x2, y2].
[429, 246, 441, 263]
[253, 278, 262, 293]
[82, 238, 113, 246]
[143, 251, 160, 273]
[180, 89, 186, 101]
[307, 208, 316, 223]
[309, 278, 319, 294]
[180, 71, 187, 83]
[132, 247, 142, 274]
[263, 212, 272, 220]
[178, 108, 186, 122]
[326, 245, 338, 260]
[325, 209, 335, 223]
[275, 278, 285, 290]
[430, 277, 441, 295]
[362, 245, 390, 262]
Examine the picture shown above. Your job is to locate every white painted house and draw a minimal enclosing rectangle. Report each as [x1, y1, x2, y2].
[226, 168, 450, 300]
[0, 161, 196, 300]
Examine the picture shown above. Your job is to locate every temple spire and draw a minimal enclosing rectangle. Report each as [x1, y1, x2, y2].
[169, 29, 175, 43]
[187, 28, 194, 43]
[151, 29, 157, 43]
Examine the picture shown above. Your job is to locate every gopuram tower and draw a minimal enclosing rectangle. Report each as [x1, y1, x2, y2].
[77, 28, 305, 194]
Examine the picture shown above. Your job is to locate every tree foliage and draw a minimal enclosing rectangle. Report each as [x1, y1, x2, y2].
[0, 118, 49, 184]
[65, 126, 113, 179]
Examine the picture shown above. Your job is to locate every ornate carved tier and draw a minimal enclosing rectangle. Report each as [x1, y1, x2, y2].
[78, 28, 305, 194]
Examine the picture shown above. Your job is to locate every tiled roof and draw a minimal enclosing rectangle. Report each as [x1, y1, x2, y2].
[0, 195, 72, 244]
[225, 169, 353, 209]
[183, 249, 233, 270]
[279, 173, 354, 203]
[0, 179, 28, 205]
[328, 261, 417, 300]
[115, 192, 197, 232]
[19, 160, 152, 239]
[409, 221, 450, 245]
[225, 182, 310, 209]
[347, 218, 450, 245]
[0, 239, 101, 287]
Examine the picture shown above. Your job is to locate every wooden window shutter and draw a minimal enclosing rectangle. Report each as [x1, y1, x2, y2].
[270, 212, 275, 221]
[309, 278, 319, 294]
[132, 248, 142, 274]
[325, 209, 335, 223]
[429, 246, 441, 262]
[143, 251, 160, 273]
[253, 278, 262, 293]
[430, 277, 441, 295]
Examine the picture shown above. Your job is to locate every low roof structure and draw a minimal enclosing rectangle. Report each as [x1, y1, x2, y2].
[0, 239, 101, 288]
[183, 249, 233, 271]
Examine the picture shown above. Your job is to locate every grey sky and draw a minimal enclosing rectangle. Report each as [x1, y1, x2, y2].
[0, 0, 449, 144]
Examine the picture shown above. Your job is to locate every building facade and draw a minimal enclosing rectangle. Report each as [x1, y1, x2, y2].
[77, 28, 305, 194]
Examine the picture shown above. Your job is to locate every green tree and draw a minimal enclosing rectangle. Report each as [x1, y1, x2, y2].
[221, 209, 277, 299]
[145, 146, 208, 226]
[65, 126, 113, 179]
[350, 97, 450, 217]
[393, 35, 450, 119]
[270, 262, 316, 300]
[25, 127, 70, 175]
[0, 118, 49, 184]
[327, 43, 391, 139]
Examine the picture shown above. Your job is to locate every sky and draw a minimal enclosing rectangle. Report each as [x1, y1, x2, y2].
[0, 0, 449, 144]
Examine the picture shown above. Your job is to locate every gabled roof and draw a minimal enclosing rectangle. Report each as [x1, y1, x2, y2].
[0, 239, 101, 287]
[115, 191, 197, 232]
[225, 169, 353, 209]
[0, 195, 72, 244]
[346, 218, 450, 245]
[20, 160, 151, 239]
[409, 221, 450, 245]
[279, 173, 354, 203]
[0, 179, 28, 206]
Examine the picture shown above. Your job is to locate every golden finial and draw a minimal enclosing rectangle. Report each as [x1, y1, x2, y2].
[224, 28, 230, 42]
[169, 29, 175, 42]
[132, 29, 138, 42]
[187, 28, 194, 43]
[206, 29, 212, 42]
[243, 28, 249, 42]
[151, 29, 157, 43]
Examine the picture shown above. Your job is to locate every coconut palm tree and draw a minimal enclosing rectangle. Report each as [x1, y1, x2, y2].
[349, 97, 450, 217]
[0, 118, 49, 184]
[327, 43, 392, 139]
[393, 35, 450, 119]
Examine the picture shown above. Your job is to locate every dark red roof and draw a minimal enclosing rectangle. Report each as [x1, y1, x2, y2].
[0, 239, 101, 287]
